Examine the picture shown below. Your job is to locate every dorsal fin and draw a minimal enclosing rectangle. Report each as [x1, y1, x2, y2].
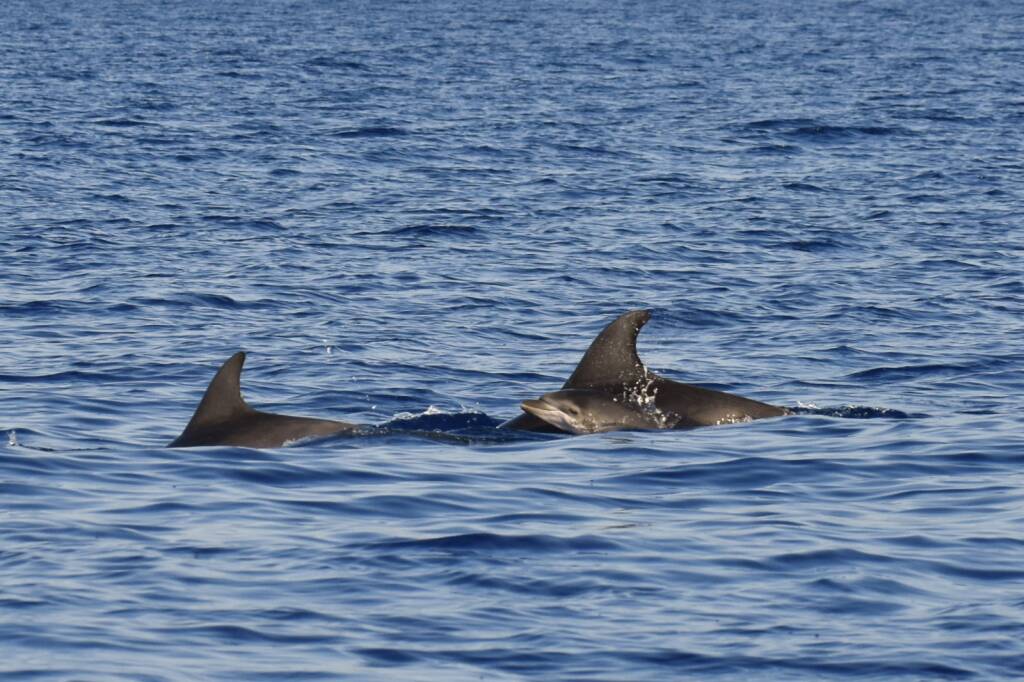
[563, 309, 651, 390]
[179, 352, 252, 433]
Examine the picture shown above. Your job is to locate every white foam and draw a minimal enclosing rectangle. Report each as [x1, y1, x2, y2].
[621, 369, 678, 428]
[391, 404, 448, 421]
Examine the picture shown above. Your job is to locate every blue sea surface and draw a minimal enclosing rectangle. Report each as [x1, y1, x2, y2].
[3, 0, 1024, 679]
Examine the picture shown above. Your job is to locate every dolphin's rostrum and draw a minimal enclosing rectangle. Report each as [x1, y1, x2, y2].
[169, 352, 357, 448]
[505, 309, 788, 434]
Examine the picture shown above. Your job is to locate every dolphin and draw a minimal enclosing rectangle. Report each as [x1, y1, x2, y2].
[169, 352, 357, 448]
[502, 309, 788, 434]
[521, 389, 667, 434]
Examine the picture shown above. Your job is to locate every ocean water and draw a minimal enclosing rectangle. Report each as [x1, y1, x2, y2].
[3, 0, 1024, 679]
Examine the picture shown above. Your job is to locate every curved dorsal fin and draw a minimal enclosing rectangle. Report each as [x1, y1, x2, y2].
[180, 352, 252, 432]
[563, 309, 651, 390]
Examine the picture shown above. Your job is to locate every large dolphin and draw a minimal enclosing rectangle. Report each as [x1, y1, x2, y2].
[169, 352, 357, 448]
[502, 309, 788, 433]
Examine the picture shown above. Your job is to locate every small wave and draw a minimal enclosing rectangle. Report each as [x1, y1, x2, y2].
[91, 117, 151, 128]
[846, 364, 968, 382]
[367, 531, 620, 553]
[158, 624, 335, 645]
[387, 223, 479, 238]
[88, 192, 133, 204]
[782, 181, 825, 192]
[0, 370, 111, 384]
[0, 300, 71, 317]
[212, 462, 403, 487]
[215, 70, 261, 80]
[444, 569, 603, 598]
[635, 173, 698, 186]
[746, 143, 801, 155]
[768, 547, 897, 570]
[780, 124, 911, 143]
[784, 237, 845, 252]
[606, 456, 851, 488]
[354, 648, 421, 666]
[199, 215, 285, 232]
[657, 306, 744, 328]
[744, 117, 818, 130]
[128, 292, 275, 311]
[276, 494, 470, 518]
[304, 56, 367, 71]
[330, 126, 409, 138]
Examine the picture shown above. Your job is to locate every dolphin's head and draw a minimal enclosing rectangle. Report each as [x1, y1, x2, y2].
[520, 389, 660, 435]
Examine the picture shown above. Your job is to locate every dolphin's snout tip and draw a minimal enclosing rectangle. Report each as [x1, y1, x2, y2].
[520, 399, 548, 416]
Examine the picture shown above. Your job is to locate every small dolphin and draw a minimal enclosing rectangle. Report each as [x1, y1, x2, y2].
[503, 309, 788, 434]
[169, 352, 357, 448]
[520, 389, 666, 434]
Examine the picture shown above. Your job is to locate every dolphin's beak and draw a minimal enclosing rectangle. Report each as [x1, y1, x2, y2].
[520, 396, 581, 435]
[520, 398, 556, 419]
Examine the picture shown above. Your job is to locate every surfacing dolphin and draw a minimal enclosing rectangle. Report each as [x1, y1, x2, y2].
[503, 309, 788, 434]
[169, 352, 357, 448]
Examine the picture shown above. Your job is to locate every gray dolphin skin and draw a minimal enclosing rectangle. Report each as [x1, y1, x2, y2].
[521, 389, 666, 434]
[169, 352, 357, 448]
[503, 309, 788, 434]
